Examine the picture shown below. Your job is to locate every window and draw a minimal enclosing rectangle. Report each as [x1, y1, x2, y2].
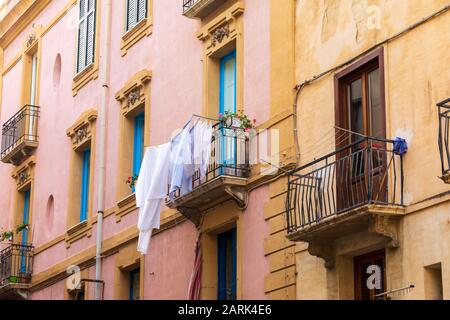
[219, 51, 237, 169]
[424, 263, 443, 300]
[132, 114, 145, 178]
[129, 268, 141, 300]
[354, 250, 386, 300]
[80, 148, 91, 222]
[21, 189, 31, 245]
[126, 0, 148, 32]
[217, 229, 237, 300]
[335, 49, 386, 144]
[77, 0, 97, 74]
[219, 51, 237, 114]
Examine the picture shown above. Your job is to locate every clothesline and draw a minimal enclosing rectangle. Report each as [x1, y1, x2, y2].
[172, 114, 220, 142]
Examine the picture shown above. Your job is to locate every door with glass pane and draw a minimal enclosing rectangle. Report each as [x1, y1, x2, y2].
[337, 63, 387, 211]
[219, 51, 236, 174]
[20, 189, 31, 274]
[28, 54, 38, 142]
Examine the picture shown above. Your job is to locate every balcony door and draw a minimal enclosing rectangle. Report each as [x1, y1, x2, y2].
[20, 189, 31, 273]
[219, 51, 236, 173]
[335, 51, 387, 212]
[28, 53, 38, 142]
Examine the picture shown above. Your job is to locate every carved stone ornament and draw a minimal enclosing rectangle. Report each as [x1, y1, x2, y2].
[75, 125, 88, 144]
[127, 88, 140, 106]
[211, 25, 230, 47]
[27, 33, 36, 47]
[18, 171, 30, 185]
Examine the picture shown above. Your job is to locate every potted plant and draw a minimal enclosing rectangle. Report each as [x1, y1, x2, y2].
[219, 110, 256, 132]
[126, 174, 139, 190]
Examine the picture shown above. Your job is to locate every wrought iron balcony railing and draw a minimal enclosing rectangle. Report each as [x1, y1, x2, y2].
[0, 244, 34, 287]
[438, 98, 450, 183]
[1, 105, 40, 164]
[167, 120, 250, 225]
[169, 121, 249, 198]
[286, 137, 404, 235]
[182, 0, 226, 19]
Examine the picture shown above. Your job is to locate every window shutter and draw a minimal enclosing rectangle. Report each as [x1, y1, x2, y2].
[86, 10, 95, 66]
[77, 0, 96, 73]
[138, 0, 147, 22]
[127, 0, 138, 31]
[77, 19, 86, 73]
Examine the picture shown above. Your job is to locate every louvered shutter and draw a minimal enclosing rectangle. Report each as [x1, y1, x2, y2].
[137, 0, 147, 22]
[127, 0, 138, 31]
[77, 0, 96, 73]
[86, 8, 95, 66]
[77, 0, 87, 73]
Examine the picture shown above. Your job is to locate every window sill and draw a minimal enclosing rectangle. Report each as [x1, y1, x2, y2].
[121, 18, 153, 57]
[72, 62, 99, 96]
[116, 193, 136, 222]
[65, 220, 92, 248]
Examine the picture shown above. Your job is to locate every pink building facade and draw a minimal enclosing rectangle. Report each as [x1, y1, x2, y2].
[0, 0, 295, 300]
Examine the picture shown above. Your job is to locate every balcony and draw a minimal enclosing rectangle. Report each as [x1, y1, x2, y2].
[286, 137, 404, 252]
[438, 98, 450, 183]
[182, 0, 226, 19]
[0, 244, 34, 299]
[1, 105, 40, 165]
[166, 121, 250, 225]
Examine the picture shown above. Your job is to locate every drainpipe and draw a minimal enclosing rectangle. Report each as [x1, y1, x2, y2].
[95, 0, 112, 300]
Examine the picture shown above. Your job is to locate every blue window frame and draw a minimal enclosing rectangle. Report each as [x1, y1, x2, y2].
[20, 189, 31, 272]
[80, 148, 91, 222]
[219, 51, 237, 169]
[219, 50, 237, 114]
[217, 228, 237, 300]
[129, 268, 140, 300]
[132, 114, 145, 178]
[22, 189, 31, 245]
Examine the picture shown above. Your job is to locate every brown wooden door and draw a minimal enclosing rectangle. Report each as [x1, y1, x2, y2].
[354, 249, 386, 300]
[336, 56, 387, 211]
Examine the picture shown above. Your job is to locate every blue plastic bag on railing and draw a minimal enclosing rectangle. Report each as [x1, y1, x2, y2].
[393, 137, 408, 155]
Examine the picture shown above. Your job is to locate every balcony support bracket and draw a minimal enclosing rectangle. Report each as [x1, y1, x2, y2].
[368, 215, 400, 249]
[224, 186, 248, 210]
[308, 241, 335, 269]
[178, 206, 204, 227]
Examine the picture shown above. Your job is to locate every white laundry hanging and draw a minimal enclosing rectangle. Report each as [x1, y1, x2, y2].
[192, 120, 213, 177]
[135, 143, 172, 254]
[169, 127, 193, 198]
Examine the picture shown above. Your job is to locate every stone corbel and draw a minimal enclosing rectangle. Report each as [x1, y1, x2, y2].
[308, 241, 335, 269]
[178, 206, 204, 227]
[368, 215, 400, 249]
[224, 186, 248, 210]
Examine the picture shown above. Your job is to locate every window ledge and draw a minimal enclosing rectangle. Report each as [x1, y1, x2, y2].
[65, 220, 92, 248]
[121, 18, 153, 57]
[72, 62, 99, 96]
[116, 193, 136, 223]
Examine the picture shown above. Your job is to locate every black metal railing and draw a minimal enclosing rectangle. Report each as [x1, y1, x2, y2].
[182, 0, 201, 13]
[1, 105, 40, 159]
[169, 121, 249, 200]
[0, 244, 34, 287]
[286, 137, 404, 234]
[438, 98, 450, 178]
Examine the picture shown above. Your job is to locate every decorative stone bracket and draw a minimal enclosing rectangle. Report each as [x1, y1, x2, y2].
[115, 70, 152, 117]
[368, 215, 400, 249]
[66, 109, 97, 151]
[308, 241, 335, 269]
[12, 156, 36, 191]
[224, 186, 248, 209]
[197, 2, 244, 54]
